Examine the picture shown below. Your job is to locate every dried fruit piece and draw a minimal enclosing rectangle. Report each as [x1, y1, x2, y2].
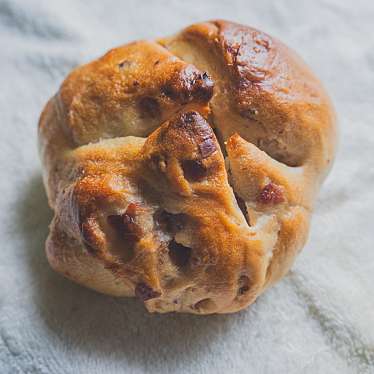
[138, 97, 160, 118]
[107, 203, 143, 242]
[168, 240, 191, 268]
[199, 136, 216, 158]
[238, 275, 250, 295]
[161, 67, 214, 104]
[154, 210, 186, 233]
[257, 183, 284, 204]
[135, 282, 161, 301]
[181, 160, 207, 181]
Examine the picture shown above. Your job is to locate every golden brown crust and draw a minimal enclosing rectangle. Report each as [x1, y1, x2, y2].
[160, 20, 336, 169]
[38, 20, 336, 314]
[58, 40, 213, 145]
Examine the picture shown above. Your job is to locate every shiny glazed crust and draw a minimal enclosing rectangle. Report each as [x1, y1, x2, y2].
[38, 20, 336, 314]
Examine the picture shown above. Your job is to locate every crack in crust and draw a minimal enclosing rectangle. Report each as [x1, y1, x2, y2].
[38, 20, 336, 314]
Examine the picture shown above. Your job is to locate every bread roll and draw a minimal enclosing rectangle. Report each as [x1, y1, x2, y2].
[38, 20, 336, 314]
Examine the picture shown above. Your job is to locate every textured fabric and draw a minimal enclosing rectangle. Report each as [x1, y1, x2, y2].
[0, 0, 373, 373]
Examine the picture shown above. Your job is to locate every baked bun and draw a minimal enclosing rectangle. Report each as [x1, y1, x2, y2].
[38, 20, 336, 314]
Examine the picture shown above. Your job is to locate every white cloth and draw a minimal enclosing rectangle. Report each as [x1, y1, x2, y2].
[1, 0, 373, 373]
